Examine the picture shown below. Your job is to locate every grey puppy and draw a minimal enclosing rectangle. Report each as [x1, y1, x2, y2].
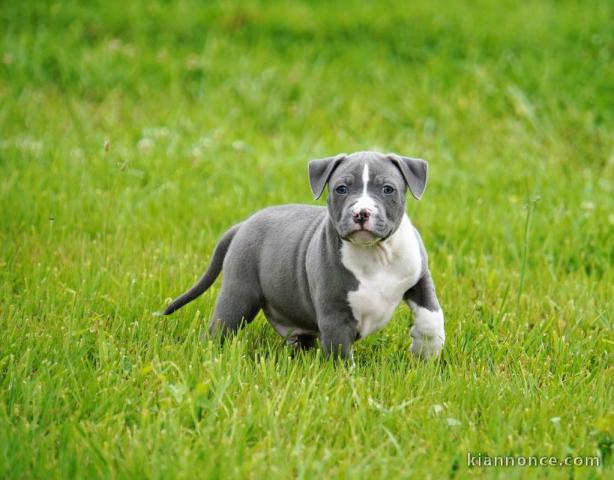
[163, 151, 445, 361]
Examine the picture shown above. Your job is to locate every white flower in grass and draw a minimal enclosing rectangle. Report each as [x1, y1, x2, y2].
[138, 138, 154, 152]
[232, 140, 247, 151]
[16, 137, 42, 154]
[186, 55, 200, 71]
[431, 404, 444, 415]
[143, 126, 170, 139]
[108, 38, 122, 52]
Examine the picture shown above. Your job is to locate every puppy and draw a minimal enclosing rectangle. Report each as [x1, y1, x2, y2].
[164, 151, 445, 361]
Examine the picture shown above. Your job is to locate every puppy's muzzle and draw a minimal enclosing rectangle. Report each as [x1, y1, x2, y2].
[352, 208, 371, 226]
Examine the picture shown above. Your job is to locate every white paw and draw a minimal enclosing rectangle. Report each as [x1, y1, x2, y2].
[410, 326, 444, 359]
[408, 303, 445, 359]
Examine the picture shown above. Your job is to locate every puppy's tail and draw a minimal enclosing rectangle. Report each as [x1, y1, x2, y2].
[163, 223, 241, 315]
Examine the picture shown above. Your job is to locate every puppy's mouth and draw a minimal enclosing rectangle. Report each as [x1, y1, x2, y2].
[347, 229, 381, 246]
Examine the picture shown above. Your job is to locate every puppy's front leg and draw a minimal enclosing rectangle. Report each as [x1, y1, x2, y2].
[404, 271, 445, 359]
[319, 320, 358, 363]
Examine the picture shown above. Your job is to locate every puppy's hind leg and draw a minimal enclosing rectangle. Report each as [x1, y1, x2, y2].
[286, 334, 317, 352]
[208, 279, 262, 343]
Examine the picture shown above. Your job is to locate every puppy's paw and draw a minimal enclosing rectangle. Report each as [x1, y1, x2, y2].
[410, 326, 445, 359]
[408, 303, 445, 360]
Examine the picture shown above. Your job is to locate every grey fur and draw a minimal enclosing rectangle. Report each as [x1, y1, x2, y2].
[163, 151, 442, 360]
[388, 154, 428, 200]
[308, 153, 347, 199]
[403, 229, 440, 312]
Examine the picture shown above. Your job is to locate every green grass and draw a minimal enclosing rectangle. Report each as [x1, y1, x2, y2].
[1, 0, 613, 478]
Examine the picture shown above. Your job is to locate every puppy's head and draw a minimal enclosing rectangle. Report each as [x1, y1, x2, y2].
[308, 151, 427, 246]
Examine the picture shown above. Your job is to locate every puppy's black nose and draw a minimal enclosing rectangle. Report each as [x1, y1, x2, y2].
[353, 209, 370, 225]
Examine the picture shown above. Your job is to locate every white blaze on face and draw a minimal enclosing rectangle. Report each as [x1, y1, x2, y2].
[362, 162, 369, 191]
[352, 163, 378, 215]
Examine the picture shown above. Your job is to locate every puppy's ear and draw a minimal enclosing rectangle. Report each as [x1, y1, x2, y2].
[308, 153, 347, 199]
[387, 154, 428, 200]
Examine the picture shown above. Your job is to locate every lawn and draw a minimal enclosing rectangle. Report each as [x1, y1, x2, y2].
[0, 0, 612, 478]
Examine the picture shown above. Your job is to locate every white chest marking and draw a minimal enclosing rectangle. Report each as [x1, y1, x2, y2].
[341, 215, 423, 338]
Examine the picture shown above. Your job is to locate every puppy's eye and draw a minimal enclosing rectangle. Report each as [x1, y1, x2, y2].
[335, 185, 349, 195]
[382, 185, 395, 195]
